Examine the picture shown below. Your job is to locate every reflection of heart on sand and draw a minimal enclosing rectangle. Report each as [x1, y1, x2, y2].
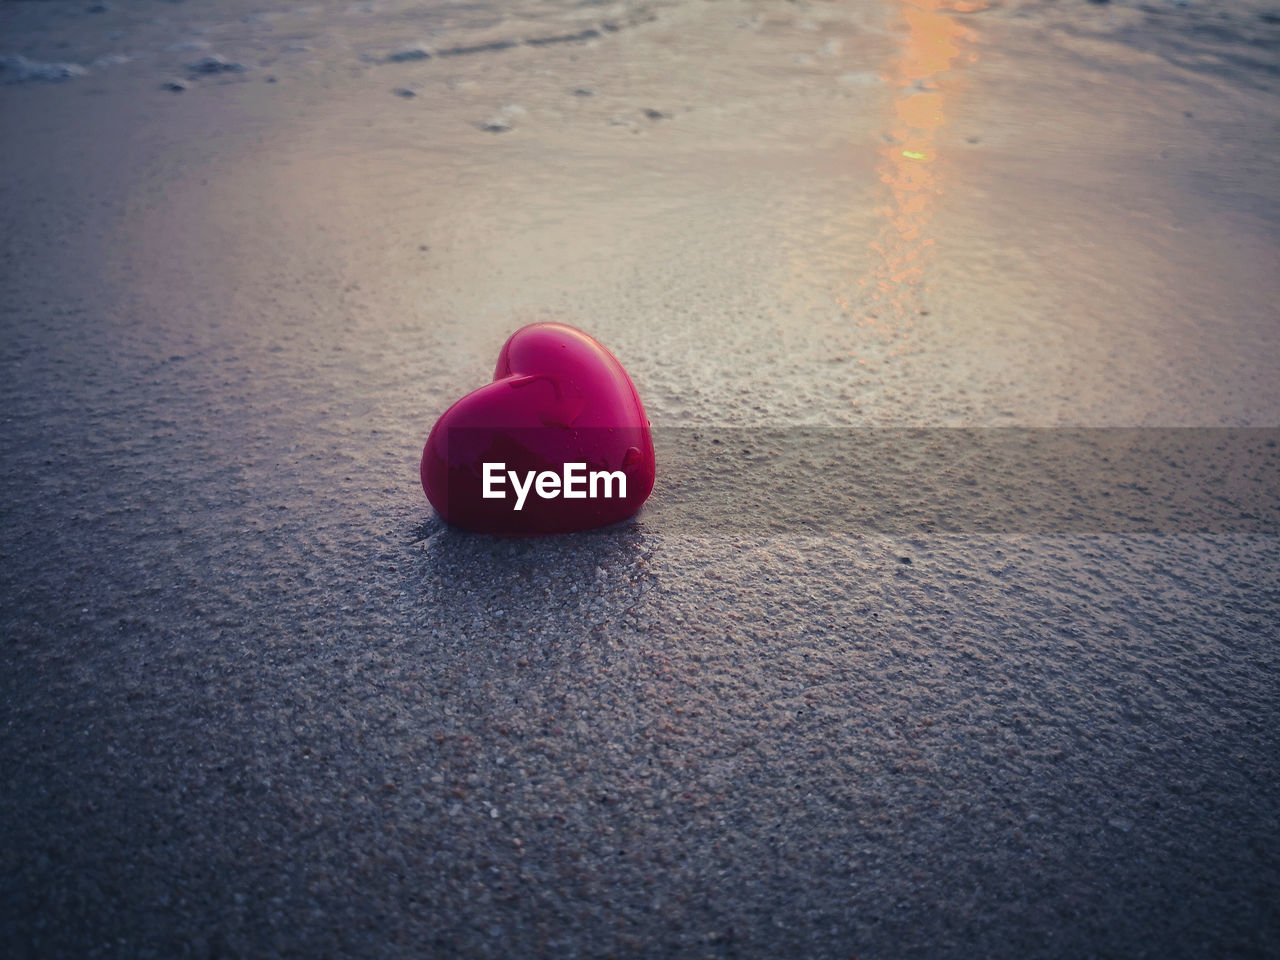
[421, 323, 655, 535]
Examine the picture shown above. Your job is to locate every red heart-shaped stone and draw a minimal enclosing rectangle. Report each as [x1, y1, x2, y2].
[421, 323, 655, 534]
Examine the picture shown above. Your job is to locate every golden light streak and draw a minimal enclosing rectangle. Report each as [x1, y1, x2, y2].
[859, 0, 980, 348]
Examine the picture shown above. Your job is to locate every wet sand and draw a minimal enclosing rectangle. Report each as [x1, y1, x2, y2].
[2, 0, 1278, 956]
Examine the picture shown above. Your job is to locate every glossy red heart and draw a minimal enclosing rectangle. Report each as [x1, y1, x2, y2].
[421, 323, 655, 535]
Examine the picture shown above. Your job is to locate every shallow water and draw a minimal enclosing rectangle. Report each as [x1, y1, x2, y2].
[2, 0, 1278, 957]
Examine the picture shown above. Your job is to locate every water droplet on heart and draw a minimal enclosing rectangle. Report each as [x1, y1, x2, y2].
[623, 447, 643, 467]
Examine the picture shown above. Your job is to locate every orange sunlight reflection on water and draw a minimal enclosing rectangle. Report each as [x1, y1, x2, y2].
[853, 0, 981, 350]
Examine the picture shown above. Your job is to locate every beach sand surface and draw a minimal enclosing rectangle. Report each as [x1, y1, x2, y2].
[2, 0, 1278, 956]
